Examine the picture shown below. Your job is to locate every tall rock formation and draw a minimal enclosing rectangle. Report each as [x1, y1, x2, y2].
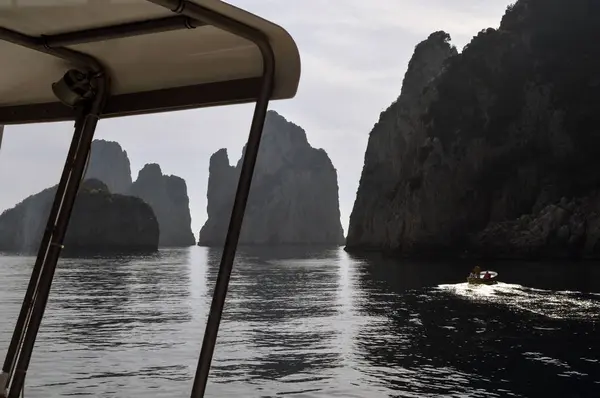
[0, 179, 159, 255]
[347, 31, 457, 254]
[201, 149, 237, 245]
[129, 163, 196, 247]
[347, 0, 600, 259]
[83, 139, 196, 247]
[199, 110, 345, 246]
[85, 139, 132, 194]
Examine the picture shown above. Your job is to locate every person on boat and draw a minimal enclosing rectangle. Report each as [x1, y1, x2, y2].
[483, 271, 491, 280]
[472, 265, 481, 278]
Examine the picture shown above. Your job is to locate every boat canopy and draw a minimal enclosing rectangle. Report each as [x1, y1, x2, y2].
[0, 0, 301, 124]
[0, 2, 301, 398]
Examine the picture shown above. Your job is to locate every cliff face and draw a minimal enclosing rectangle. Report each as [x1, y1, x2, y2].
[0, 179, 159, 255]
[199, 110, 345, 246]
[200, 149, 237, 245]
[347, 31, 457, 253]
[347, 0, 600, 259]
[82, 139, 196, 247]
[129, 163, 196, 247]
[85, 139, 132, 194]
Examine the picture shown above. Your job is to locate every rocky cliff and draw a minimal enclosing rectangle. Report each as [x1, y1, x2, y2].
[85, 139, 132, 194]
[83, 139, 196, 247]
[347, 0, 600, 259]
[199, 110, 345, 246]
[0, 179, 159, 255]
[346, 31, 457, 254]
[129, 163, 196, 247]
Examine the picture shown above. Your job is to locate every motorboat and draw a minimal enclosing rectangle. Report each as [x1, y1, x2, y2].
[0, 1, 301, 397]
[467, 271, 499, 285]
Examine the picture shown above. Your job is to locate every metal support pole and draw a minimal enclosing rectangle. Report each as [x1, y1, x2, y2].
[0, 126, 3, 397]
[190, 76, 273, 398]
[42, 15, 202, 47]
[0, 21, 109, 398]
[4, 73, 108, 398]
[144, 2, 276, 397]
[0, 109, 85, 392]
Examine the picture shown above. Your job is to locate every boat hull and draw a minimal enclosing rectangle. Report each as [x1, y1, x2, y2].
[467, 277, 498, 285]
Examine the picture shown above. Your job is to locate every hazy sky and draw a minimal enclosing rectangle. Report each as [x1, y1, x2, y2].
[0, 0, 513, 238]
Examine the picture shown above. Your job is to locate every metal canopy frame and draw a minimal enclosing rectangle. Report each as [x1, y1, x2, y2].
[0, 1, 297, 397]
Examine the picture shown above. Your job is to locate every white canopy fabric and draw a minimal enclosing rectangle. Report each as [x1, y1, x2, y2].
[0, 0, 301, 123]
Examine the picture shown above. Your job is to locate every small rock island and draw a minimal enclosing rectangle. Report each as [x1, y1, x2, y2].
[199, 110, 345, 246]
[0, 179, 159, 255]
[0, 139, 196, 254]
[85, 139, 196, 247]
[347, 0, 600, 260]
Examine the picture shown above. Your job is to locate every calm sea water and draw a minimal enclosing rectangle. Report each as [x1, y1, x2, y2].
[1, 246, 599, 397]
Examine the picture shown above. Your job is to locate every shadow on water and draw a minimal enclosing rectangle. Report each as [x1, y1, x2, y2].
[349, 252, 600, 398]
[205, 245, 343, 385]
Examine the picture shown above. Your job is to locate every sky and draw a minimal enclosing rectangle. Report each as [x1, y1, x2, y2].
[0, 0, 513, 239]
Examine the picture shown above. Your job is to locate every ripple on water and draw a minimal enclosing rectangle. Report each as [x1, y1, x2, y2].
[437, 282, 600, 321]
[1, 249, 600, 397]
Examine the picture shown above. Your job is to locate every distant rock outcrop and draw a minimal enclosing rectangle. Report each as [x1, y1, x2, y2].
[129, 164, 196, 247]
[200, 149, 237, 245]
[0, 179, 159, 255]
[199, 110, 345, 246]
[82, 139, 196, 247]
[347, 0, 600, 259]
[85, 139, 132, 194]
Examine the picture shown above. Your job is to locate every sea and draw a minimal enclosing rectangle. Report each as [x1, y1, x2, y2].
[0, 246, 599, 397]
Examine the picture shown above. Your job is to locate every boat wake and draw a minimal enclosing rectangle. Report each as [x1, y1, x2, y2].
[436, 282, 600, 321]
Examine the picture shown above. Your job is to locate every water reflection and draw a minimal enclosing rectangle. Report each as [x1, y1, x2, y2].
[46, 256, 134, 349]
[205, 246, 343, 387]
[10, 248, 201, 397]
[351, 254, 600, 398]
[41, 249, 193, 349]
[1, 248, 600, 397]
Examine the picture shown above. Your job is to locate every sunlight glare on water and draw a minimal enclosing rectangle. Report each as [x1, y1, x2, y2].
[437, 281, 600, 321]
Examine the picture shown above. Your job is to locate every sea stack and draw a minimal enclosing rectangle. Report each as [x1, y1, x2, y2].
[129, 163, 196, 247]
[199, 110, 345, 246]
[84, 139, 132, 194]
[84, 139, 196, 247]
[346, 0, 600, 259]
